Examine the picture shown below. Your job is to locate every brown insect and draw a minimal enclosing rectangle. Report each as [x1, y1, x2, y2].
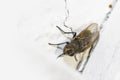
[49, 23, 99, 72]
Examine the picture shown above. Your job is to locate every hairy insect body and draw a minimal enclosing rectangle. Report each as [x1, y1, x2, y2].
[49, 23, 99, 72]
[64, 23, 99, 57]
[63, 23, 99, 72]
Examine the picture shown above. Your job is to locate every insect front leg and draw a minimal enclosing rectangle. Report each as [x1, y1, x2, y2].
[48, 42, 69, 45]
[48, 42, 69, 50]
[56, 26, 76, 38]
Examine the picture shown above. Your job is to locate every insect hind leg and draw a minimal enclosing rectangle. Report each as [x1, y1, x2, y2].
[79, 47, 93, 73]
[76, 54, 84, 71]
[79, 36, 99, 73]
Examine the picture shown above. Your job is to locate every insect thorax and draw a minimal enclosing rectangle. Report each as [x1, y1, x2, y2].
[63, 29, 93, 56]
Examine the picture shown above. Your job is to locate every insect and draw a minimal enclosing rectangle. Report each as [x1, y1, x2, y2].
[49, 23, 99, 72]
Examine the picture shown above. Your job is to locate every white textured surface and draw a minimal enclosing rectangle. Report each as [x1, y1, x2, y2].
[0, 0, 120, 80]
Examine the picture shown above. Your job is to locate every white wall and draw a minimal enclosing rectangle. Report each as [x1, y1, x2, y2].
[0, 0, 120, 80]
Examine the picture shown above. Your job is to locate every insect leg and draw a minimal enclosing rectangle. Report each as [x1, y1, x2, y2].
[48, 42, 69, 45]
[80, 36, 99, 73]
[74, 55, 78, 61]
[57, 53, 64, 58]
[48, 42, 69, 50]
[64, 24, 75, 34]
[56, 26, 76, 38]
[79, 46, 93, 73]
[76, 54, 84, 71]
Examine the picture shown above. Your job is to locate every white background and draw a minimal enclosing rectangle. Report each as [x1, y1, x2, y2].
[0, 0, 120, 80]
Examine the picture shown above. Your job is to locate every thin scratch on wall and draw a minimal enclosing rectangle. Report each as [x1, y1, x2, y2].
[63, 0, 69, 26]
[99, 41, 120, 80]
[63, 0, 74, 32]
[106, 41, 120, 71]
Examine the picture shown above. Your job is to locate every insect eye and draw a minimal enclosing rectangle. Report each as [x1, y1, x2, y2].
[67, 49, 72, 53]
[74, 37, 78, 40]
[66, 49, 74, 56]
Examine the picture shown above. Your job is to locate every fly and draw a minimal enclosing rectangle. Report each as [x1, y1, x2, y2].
[48, 23, 99, 73]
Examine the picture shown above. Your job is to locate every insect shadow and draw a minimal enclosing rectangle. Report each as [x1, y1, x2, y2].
[48, 23, 99, 73]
